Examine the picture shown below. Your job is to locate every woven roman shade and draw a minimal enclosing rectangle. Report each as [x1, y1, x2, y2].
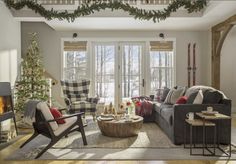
[150, 41, 173, 51]
[64, 41, 87, 51]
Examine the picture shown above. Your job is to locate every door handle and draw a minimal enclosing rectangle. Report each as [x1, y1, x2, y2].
[142, 79, 145, 87]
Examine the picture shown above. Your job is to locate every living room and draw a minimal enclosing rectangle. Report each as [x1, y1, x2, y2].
[0, 0, 236, 163]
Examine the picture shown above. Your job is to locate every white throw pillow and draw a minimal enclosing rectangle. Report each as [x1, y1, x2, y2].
[193, 89, 204, 104]
[36, 102, 59, 131]
[164, 87, 185, 104]
[164, 89, 174, 104]
[171, 88, 185, 104]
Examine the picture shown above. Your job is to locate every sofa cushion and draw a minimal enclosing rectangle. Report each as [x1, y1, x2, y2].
[203, 90, 223, 104]
[193, 89, 203, 104]
[186, 90, 199, 104]
[153, 102, 162, 114]
[160, 87, 170, 102]
[153, 102, 173, 114]
[171, 88, 185, 104]
[160, 107, 174, 126]
[164, 89, 174, 104]
[164, 87, 185, 104]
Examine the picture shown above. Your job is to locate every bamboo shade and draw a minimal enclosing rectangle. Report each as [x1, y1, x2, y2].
[150, 41, 173, 51]
[64, 41, 87, 51]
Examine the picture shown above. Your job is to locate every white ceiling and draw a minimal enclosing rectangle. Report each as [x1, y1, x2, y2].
[13, 1, 236, 31]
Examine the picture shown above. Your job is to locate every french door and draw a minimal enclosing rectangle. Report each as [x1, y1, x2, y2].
[92, 42, 145, 107]
[93, 43, 116, 104]
[119, 43, 144, 104]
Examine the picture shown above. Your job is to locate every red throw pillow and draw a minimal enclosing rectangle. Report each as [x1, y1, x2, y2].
[50, 108, 66, 124]
[176, 96, 188, 104]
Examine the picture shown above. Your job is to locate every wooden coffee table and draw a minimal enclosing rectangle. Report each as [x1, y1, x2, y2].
[97, 116, 143, 137]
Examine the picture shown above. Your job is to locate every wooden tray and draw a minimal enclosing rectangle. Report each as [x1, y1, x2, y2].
[100, 114, 114, 118]
[131, 116, 140, 120]
[201, 111, 219, 115]
[99, 117, 114, 121]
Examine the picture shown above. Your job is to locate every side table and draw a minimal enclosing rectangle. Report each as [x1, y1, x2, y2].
[184, 119, 216, 155]
[196, 112, 231, 157]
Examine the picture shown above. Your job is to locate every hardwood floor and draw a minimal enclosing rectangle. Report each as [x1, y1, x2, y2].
[0, 118, 235, 164]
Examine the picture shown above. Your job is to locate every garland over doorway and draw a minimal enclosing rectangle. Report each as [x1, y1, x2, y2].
[4, 0, 207, 22]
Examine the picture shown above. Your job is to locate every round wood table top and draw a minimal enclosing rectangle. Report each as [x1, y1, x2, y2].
[97, 115, 143, 138]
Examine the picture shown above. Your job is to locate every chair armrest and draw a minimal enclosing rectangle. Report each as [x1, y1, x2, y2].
[88, 97, 100, 104]
[47, 112, 84, 122]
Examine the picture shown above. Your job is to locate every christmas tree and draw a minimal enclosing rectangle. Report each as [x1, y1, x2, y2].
[15, 33, 49, 112]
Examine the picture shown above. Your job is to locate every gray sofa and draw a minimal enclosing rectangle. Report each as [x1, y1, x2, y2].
[152, 86, 231, 145]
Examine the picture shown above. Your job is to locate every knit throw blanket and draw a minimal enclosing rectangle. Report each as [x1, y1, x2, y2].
[133, 98, 153, 117]
[23, 100, 41, 125]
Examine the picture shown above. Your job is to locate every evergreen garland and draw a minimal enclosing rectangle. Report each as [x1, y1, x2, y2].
[4, 0, 207, 22]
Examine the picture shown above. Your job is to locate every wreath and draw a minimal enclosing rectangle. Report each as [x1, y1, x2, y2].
[4, 0, 207, 22]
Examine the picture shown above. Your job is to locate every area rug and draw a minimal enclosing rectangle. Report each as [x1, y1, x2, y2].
[5, 121, 236, 160]
[53, 122, 177, 148]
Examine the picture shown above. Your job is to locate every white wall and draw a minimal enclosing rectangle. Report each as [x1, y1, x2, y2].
[0, 3, 21, 86]
[221, 26, 236, 113]
[21, 22, 211, 105]
[0, 2, 21, 130]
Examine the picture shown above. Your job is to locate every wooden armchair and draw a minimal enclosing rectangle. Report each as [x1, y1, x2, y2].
[20, 102, 87, 159]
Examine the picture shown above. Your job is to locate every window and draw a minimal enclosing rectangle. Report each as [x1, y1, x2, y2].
[150, 41, 174, 96]
[62, 40, 175, 105]
[94, 44, 115, 104]
[63, 41, 87, 80]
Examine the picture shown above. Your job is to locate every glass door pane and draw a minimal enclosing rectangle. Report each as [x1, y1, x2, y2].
[121, 44, 142, 101]
[94, 44, 115, 104]
[63, 51, 87, 80]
